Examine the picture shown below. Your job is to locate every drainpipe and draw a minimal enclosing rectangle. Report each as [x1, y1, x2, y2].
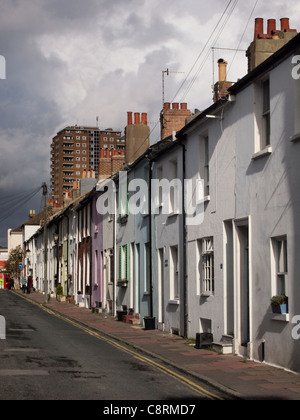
[149, 158, 153, 318]
[89, 202, 93, 310]
[179, 139, 188, 338]
[144, 154, 154, 319]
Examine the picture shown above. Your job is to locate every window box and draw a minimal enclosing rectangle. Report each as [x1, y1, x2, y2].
[270, 295, 288, 314]
[118, 215, 128, 225]
[117, 279, 128, 288]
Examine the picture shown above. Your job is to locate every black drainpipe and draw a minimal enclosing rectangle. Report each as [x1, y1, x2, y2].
[148, 156, 153, 318]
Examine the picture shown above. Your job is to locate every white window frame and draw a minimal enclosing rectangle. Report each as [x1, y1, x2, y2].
[200, 238, 214, 296]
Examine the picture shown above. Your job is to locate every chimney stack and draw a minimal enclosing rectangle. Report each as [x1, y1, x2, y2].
[247, 17, 298, 72]
[125, 110, 150, 164]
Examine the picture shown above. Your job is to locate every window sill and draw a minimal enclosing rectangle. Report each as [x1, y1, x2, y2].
[271, 313, 290, 322]
[168, 299, 180, 305]
[167, 212, 180, 219]
[201, 292, 214, 298]
[290, 133, 300, 143]
[252, 146, 272, 160]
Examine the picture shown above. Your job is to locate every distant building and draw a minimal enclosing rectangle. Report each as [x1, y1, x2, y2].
[50, 126, 124, 205]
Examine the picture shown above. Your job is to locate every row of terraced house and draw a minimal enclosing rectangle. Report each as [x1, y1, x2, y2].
[19, 19, 300, 373]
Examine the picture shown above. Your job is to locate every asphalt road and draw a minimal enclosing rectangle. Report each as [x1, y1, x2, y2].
[0, 290, 225, 402]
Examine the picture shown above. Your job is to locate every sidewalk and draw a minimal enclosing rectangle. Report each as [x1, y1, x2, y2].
[14, 290, 300, 400]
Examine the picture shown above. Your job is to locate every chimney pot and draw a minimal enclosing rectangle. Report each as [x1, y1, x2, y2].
[218, 58, 227, 82]
[127, 112, 133, 126]
[254, 18, 264, 39]
[141, 113, 147, 125]
[134, 112, 140, 125]
[180, 103, 188, 110]
[267, 19, 277, 35]
[172, 103, 179, 110]
[280, 18, 290, 32]
[164, 102, 171, 110]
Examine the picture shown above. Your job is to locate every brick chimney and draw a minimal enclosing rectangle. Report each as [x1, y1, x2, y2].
[247, 17, 298, 72]
[160, 103, 192, 140]
[213, 59, 233, 102]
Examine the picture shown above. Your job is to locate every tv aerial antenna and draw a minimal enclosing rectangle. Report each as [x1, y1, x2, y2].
[162, 69, 185, 107]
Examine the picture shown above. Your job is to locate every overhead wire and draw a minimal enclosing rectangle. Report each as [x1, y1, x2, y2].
[124, 1, 240, 156]
[0, 185, 42, 225]
[179, 0, 239, 102]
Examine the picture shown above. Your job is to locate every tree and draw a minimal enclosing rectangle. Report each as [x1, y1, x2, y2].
[6, 245, 23, 284]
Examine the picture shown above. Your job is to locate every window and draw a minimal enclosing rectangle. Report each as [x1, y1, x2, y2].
[254, 77, 272, 154]
[199, 134, 210, 197]
[169, 159, 179, 214]
[170, 245, 179, 300]
[157, 166, 163, 208]
[119, 245, 129, 282]
[144, 243, 150, 292]
[271, 236, 288, 299]
[262, 79, 271, 148]
[199, 238, 214, 295]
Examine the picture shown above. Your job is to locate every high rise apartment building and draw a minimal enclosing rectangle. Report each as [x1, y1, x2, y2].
[51, 126, 124, 205]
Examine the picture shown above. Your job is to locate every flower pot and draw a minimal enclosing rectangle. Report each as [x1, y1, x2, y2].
[272, 303, 288, 314]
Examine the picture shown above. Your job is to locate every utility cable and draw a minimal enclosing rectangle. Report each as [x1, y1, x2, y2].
[171, 0, 237, 104]
[0, 185, 42, 225]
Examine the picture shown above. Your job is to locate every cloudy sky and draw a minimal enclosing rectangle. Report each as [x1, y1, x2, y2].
[0, 0, 299, 246]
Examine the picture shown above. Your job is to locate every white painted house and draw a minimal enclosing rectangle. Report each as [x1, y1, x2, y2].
[177, 31, 300, 371]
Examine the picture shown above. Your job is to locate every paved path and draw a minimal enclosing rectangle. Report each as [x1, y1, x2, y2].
[11, 290, 300, 400]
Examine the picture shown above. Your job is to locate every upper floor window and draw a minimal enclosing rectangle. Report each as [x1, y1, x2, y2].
[199, 134, 209, 197]
[254, 77, 272, 155]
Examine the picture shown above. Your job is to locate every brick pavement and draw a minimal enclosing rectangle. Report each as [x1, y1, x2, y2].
[11, 290, 300, 400]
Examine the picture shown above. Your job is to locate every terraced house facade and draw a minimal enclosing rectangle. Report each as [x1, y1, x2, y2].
[22, 24, 300, 373]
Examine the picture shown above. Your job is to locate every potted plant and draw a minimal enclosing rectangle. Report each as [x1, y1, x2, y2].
[271, 295, 288, 314]
[117, 279, 128, 288]
[56, 284, 66, 302]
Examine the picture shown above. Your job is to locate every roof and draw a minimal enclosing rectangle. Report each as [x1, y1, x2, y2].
[177, 33, 300, 137]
